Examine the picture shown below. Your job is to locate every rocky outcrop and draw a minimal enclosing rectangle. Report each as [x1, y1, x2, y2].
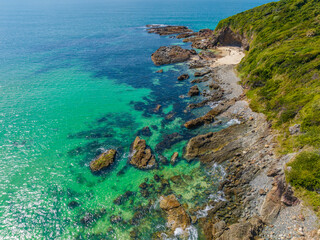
[260, 175, 299, 223]
[217, 217, 264, 240]
[194, 69, 211, 77]
[177, 74, 190, 81]
[129, 136, 156, 169]
[188, 90, 224, 109]
[90, 149, 117, 172]
[151, 46, 196, 65]
[184, 99, 235, 129]
[188, 85, 200, 97]
[160, 194, 191, 233]
[184, 123, 247, 162]
[146, 25, 193, 36]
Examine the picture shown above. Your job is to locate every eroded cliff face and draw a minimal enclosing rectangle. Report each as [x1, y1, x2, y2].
[183, 27, 249, 50]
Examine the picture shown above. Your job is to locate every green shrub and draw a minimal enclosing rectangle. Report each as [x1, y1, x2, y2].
[286, 151, 320, 192]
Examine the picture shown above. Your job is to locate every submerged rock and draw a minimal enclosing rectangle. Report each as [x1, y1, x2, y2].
[155, 132, 184, 153]
[151, 46, 196, 66]
[129, 136, 156, 169]
[68, 201, 80, 209]
[188, 85, 200, 97]
[89, 149, 117, 173]
[113, 191, 134, 205]
[160, 194, 191, 233]
[136, 126, 152, 137]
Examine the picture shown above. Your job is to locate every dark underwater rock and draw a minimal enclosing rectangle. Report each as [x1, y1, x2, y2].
[155, 132, 184, 153]
[68, 201, 80, 209]
[113, 191, 134, 205]
[136, 126, 152, 137]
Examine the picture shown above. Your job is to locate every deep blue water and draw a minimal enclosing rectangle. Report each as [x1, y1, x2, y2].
[0, 0, 274, 239]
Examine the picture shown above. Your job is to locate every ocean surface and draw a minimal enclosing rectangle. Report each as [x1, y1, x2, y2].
[0, 0, 274, 239]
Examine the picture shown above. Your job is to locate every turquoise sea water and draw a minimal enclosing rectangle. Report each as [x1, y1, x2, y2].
[0, 0, 274, 239]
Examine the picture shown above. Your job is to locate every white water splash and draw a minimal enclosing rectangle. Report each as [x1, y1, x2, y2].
[161, 226, 198, 240]
[196, 205, 215, 218]
[209, 191, 226, 202]
[206, 163, 227, 180]
[226, 118, 241, 126]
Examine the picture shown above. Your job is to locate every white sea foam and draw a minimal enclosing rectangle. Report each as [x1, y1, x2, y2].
[196, 205, 215, 218]
[209, 191, 226, 202]
[226, 118, 241, 126]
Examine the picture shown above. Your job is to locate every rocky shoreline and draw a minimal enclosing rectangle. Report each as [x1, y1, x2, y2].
[146, 25, 319, 239]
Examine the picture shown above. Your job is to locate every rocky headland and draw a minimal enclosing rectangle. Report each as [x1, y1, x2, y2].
[146, 24, 320, 239]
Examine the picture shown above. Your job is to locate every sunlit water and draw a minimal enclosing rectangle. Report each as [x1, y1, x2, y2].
[0, 0, 273, 238]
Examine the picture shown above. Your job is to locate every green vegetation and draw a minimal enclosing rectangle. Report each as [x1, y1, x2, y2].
[287, 151, 320, 191]
[215, 0, 320, 213]
[286, 151, 320, 214]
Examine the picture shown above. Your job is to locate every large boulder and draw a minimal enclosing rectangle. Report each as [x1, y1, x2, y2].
[90, 149, 117, 172]
[188, 85, 200, 97]
[160, 195, 191, 232]
[129, 136, 156, 169]
[151, 46, 196, 66]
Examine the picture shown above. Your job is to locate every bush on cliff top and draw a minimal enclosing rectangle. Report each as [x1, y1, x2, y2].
[215, 0, 320, 212]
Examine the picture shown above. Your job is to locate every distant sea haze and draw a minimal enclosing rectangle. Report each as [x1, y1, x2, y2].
[0, 0, 273, 238]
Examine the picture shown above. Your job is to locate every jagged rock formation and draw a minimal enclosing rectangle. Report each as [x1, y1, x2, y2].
[129, 136, 156, 169]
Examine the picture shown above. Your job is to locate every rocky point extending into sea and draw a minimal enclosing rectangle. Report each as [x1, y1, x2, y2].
[143, 24, 320, 239]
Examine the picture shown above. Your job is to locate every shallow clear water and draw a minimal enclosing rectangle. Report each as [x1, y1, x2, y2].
[0, 0, 273, 239]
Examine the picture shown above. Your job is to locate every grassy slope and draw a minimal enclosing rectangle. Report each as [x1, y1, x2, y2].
[215, 0, 320, 213]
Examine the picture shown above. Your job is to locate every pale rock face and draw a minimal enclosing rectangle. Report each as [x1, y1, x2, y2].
[160, 194, 191, 237]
